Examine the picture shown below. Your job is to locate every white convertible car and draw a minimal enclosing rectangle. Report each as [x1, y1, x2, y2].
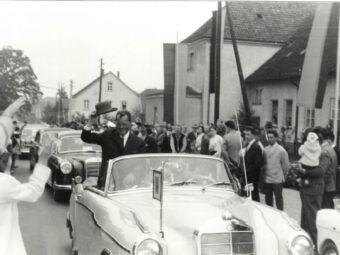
[67, 154, 314, 255]
[317, 199, 340, 255]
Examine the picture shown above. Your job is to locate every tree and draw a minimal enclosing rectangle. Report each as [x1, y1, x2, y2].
[41, 102, 57, 123]
[0, 47, 42, 112]
[55, 86, 68, 124]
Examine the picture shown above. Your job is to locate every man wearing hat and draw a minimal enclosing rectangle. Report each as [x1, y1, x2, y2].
[81, 101, 145, 188]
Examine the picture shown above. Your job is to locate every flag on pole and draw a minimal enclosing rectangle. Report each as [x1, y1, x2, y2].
[298, 3, 339, 109]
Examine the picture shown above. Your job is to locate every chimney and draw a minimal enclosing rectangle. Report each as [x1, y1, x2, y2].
[117, 71, 120, 79]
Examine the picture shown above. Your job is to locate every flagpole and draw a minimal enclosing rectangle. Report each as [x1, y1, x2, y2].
[334, 4, 340, 145]
[174, 32, 179, 125]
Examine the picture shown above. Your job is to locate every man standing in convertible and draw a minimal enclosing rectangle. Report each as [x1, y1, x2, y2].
[81, 110, 145, 188]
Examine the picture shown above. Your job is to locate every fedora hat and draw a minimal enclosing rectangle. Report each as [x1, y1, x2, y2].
[92, 101, 118, 116]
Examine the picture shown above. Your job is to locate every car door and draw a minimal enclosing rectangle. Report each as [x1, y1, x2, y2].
[73, 188, 117, 255]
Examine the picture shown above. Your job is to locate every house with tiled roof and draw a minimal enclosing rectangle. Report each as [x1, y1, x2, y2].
[245, 6, 338, 142]
[164, 1, 316, 126]
[69, 71, 141, 120]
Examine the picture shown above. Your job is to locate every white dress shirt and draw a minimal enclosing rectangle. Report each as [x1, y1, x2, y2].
[121, 131, 130, 147]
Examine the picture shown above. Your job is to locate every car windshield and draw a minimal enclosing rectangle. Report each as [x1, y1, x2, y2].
[108, 156, 231, 191]
[59, 136, 101, 153]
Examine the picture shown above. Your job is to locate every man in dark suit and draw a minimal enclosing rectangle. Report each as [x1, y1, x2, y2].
[81, 110, 145, 188]
[243, 126, 264, 202]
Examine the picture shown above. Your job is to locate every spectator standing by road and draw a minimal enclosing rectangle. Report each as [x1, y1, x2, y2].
[223, 120, 242, 165]
[10, 125, 21, 174]
[187, 124, 198, 153]
[297, 129, 324, 246]
[208, 125, 223, 157]
[243, 126, 265, 202]
[81, 110, 145, 188]
[170, 125, 187, 153]
[200, 125, 211, 155]
[263, 130, 290, 210]
[195, 126, 205, 152]
[318, 128, 338, 209]
[144, 126, 158, 153]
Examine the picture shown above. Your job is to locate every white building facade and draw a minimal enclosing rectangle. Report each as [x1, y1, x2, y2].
[165, 2, 315, 126]
[70, 72, 141, 120]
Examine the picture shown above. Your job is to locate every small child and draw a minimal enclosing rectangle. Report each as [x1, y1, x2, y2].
[297, 132, 321, 186]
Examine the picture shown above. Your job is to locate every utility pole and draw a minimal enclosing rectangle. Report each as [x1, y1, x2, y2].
[226, 2, 252, 125]
[70, 80, 73, 98]
[98, 58, 104, 122]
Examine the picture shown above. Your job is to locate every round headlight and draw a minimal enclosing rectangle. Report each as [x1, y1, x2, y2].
[134, 238, 161, 255]
[289, 235, 314, 255]
[60, 161, 72, 174]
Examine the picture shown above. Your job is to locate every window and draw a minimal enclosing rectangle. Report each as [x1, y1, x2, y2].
[285, 100, 293, 127]
[305, 108, 315, 128]
[253, 89, 262, 105]
[187, 52, 194, 71]
[107, 82, 113, 92]
[83, 100, 90, 110]
[272, 100, 278, 125]
[330, 98, 340, 120]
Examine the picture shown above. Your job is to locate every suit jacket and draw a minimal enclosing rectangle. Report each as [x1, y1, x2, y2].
[320, 143, 338, 192]
[244, 140, 264, 183]
[81, 128, 145, 187]
[300, 164, 325, 196]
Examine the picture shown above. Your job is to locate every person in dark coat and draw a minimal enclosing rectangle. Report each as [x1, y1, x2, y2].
[297, 127, 326, 245]
[243, 126, 264, 202]
[186, 124, 198, 153]
[81, 110, 145, 188]
[170, 125, 187, 153]
[145, 127, 158, 153]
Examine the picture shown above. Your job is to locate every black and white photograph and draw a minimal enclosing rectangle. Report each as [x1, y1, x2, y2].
[1, 0, 340, 255]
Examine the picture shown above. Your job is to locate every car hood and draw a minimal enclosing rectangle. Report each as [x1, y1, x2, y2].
[59, 152, 101, 162]
[103, 188, 307, 254]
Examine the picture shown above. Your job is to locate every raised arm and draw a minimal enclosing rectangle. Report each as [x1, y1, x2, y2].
[1, 163, 50, 203]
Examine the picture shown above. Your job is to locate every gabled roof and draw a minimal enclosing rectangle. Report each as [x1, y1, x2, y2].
[246, 11, 337, 83]
[182, 2, 316, 44]
[141, 88, 164, 96]
[72, 71, 139, 98]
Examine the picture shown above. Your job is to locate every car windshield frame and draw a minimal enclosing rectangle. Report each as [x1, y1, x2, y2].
[105, 154, 236, 194]
[58, 135, 101, 154]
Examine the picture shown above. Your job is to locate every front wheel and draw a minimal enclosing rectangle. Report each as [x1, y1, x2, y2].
[321, 240, 338, 255]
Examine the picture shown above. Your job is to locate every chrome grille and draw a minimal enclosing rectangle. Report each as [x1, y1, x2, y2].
[85, 161, 100, 178]
[201, 231, 255, 255]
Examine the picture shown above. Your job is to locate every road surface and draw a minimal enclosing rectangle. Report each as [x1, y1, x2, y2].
[13, 159, 301, 255]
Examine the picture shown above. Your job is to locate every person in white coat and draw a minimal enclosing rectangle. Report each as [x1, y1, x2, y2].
[0, 97, 51, 255]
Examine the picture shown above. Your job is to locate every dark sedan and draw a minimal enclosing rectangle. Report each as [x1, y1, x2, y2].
[29, 127, 71, 171]
[46, 130, 102, 201]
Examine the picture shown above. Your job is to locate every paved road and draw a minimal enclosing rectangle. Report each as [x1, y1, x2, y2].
[14, 159, 301, 255]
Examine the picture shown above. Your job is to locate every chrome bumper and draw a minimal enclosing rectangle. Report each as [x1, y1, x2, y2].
[53, 182, 71, 191]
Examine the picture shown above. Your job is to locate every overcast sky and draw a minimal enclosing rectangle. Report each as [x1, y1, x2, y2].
[0, 1, 217, 98]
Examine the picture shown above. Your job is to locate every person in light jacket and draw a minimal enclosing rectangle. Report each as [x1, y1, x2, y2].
[0, 98, 51, 255]
[263, 130, 290, 210]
